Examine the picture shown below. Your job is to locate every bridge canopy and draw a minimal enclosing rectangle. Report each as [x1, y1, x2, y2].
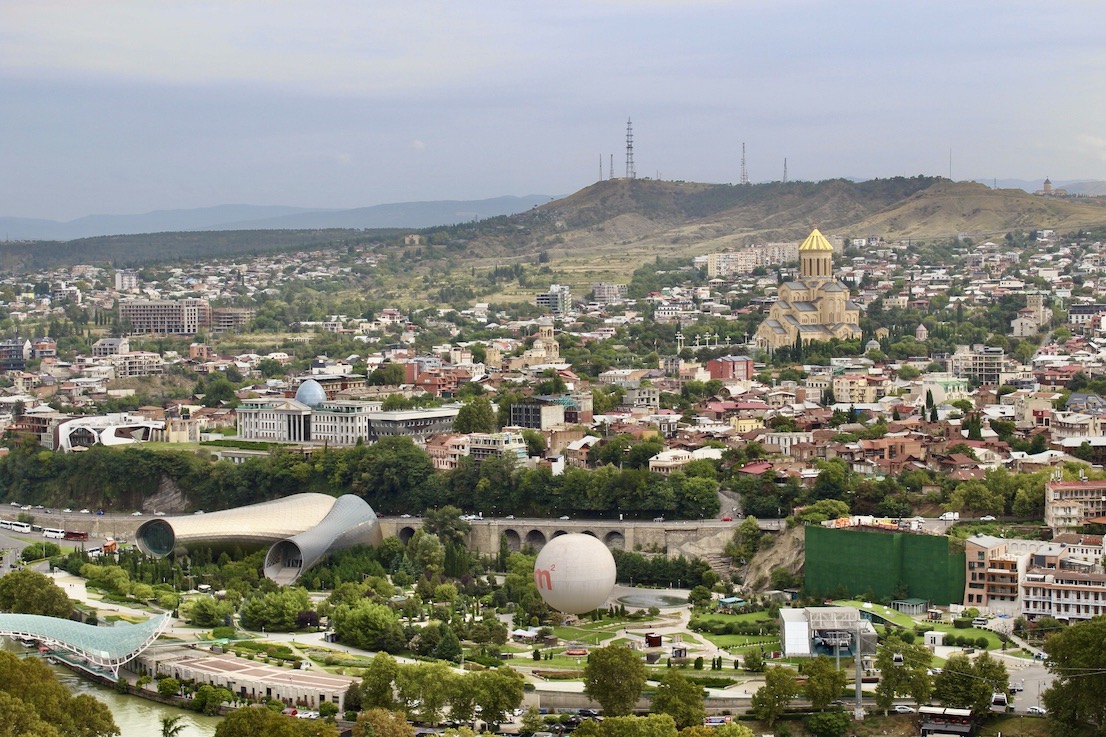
[0, 612, 169, 673]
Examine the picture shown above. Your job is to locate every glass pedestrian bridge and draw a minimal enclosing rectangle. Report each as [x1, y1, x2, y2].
[0, 612, 169, 676]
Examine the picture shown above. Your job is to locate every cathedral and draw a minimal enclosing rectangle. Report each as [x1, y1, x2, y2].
[753, 228, 862, 351]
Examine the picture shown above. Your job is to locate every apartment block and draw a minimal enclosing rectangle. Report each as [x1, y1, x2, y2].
[1045, 479, 1106, 533]
[119, 298, 211, 335]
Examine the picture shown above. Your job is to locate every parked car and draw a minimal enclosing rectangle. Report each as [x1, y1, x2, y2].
[893, 705, 915, 714]
[653, 516, 665, 522]
[79, 509, 90, 514]
[721, 515, 733, 521]
[559, 515, 570, 520]
[1028, 706, 1047, 716]
[980, 515, 997, 521]
[131, 511, 143, 516]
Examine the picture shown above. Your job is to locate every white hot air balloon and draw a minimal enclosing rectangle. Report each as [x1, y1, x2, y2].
[533, 533, 617, 614]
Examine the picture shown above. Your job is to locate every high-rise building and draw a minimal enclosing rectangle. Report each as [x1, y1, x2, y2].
[536, 285, 572, 315]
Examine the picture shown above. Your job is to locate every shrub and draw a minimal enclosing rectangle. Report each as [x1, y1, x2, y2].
[694, 656, 704, 670]
[953, 618, 972, 629]
[976, 636, 989, 650]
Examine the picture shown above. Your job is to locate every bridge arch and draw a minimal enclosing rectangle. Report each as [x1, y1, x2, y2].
[503, 529, 521, 551]
[525, 530, 547, 549]
[552, 529, 569, 538]
[397, 526, 417, 543]
[604, 531, 626, 549]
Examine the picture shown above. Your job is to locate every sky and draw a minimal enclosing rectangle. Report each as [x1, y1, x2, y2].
[2, 0, 1105, 220]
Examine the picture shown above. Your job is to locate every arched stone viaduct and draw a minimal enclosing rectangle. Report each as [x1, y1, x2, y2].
[377, 517, 784, 559]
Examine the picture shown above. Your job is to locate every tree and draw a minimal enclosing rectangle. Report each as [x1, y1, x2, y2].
[0, 653, 118, 737]
[453, 396, 497, 433]
[584, 645, 648, 716]
[742, 650, 765, 673]
[158, 677, 181, 697]
[396, 661, 454, 723]
[750, 666, 798, 727]
[803, 655, 847, 711]
[0, 568, 72, 618]
[805, 711, 850, 737]
[423, 506, 471, 547]
[873, 634, 932, 712]
[193, 684, 233, 715]
[796, 500, 850, 525]
[520, 706, 544, 736]
[162, 715, 186, 737]
[600, 715, 678, 737]
[0, 692, 61, 737]
[651, 670, 706, 729]
[360, 653, 399, 710]
[933, 653, 1007, 714]
[433, 623, 462, 663]
[712, 725, 754, 737]
[352, 709, 415, 737]
[1043, 616, 1106, 734]
[472, 667, 526, 726]
[216, 705, 339, 737]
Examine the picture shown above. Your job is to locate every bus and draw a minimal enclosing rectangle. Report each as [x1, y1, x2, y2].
[0, 519, 32, 533]
[42, 528, 65, 539]
[64, 530, 89, 541]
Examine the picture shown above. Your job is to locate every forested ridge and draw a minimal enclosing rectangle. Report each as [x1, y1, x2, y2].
[0, 435, 721, 519]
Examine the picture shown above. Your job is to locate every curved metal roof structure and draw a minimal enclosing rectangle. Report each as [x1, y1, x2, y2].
[264, 494, 383, 585]
[0, 613, 169, 676]
[135, 493, 337, 557]
[294, 379, 327, 408]
[136, 493, 384, 583]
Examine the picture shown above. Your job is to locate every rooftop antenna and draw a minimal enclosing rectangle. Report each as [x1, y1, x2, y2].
[625, 118, 636, 179]
[740, 142, 749, 186]
[784, 157, 788, 183]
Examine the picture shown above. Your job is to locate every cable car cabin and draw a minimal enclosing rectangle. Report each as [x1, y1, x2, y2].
[892, 652, 905, 664]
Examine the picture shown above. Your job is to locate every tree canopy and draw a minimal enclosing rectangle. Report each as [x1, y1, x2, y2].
[584, 645, 648, 716]
[0, 568, 73, 618]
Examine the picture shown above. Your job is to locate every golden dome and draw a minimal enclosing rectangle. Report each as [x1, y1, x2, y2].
[798, 228, 835, 252]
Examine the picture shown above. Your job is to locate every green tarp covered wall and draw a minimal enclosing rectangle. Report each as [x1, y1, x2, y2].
[803, 526, 965, 605]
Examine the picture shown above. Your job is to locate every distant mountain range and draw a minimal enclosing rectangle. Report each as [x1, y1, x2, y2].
[0, 195, 558, 241]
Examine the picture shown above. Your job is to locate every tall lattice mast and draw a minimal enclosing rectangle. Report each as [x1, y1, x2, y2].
[740, 142, 749, 186]
[625, 118, 635, 179]
[784, 158, 788, 183]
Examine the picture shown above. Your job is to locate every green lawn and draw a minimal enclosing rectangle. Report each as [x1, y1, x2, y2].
[829, 600, 917, 628]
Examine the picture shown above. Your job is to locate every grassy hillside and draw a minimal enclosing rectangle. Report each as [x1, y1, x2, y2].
[849, 180, 1106, 239]
[6, 177, 1106, 281]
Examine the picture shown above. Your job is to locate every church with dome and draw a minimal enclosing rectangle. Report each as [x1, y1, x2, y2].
[753, 228, 862, 352]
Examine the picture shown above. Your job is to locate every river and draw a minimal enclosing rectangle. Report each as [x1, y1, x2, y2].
[3, 639, 220, 736]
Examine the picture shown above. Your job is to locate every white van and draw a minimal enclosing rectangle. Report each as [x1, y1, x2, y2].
[939, 512, 960, 521]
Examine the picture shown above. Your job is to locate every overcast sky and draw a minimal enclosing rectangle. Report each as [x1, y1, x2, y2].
[2, 1, 1104, 220]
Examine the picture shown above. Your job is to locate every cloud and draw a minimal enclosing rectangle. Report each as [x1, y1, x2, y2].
[0, 1, 541, 96]
[411, 140, 426, 150]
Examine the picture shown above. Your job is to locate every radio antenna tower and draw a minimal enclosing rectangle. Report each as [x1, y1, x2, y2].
[783, 157, 788, 183]
[610, 154, 614, 180]
[625, 118, 636, 179]
[740, 142, 749, 186]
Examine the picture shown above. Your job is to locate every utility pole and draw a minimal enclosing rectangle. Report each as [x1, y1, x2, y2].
[854, 620, 865, 720]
